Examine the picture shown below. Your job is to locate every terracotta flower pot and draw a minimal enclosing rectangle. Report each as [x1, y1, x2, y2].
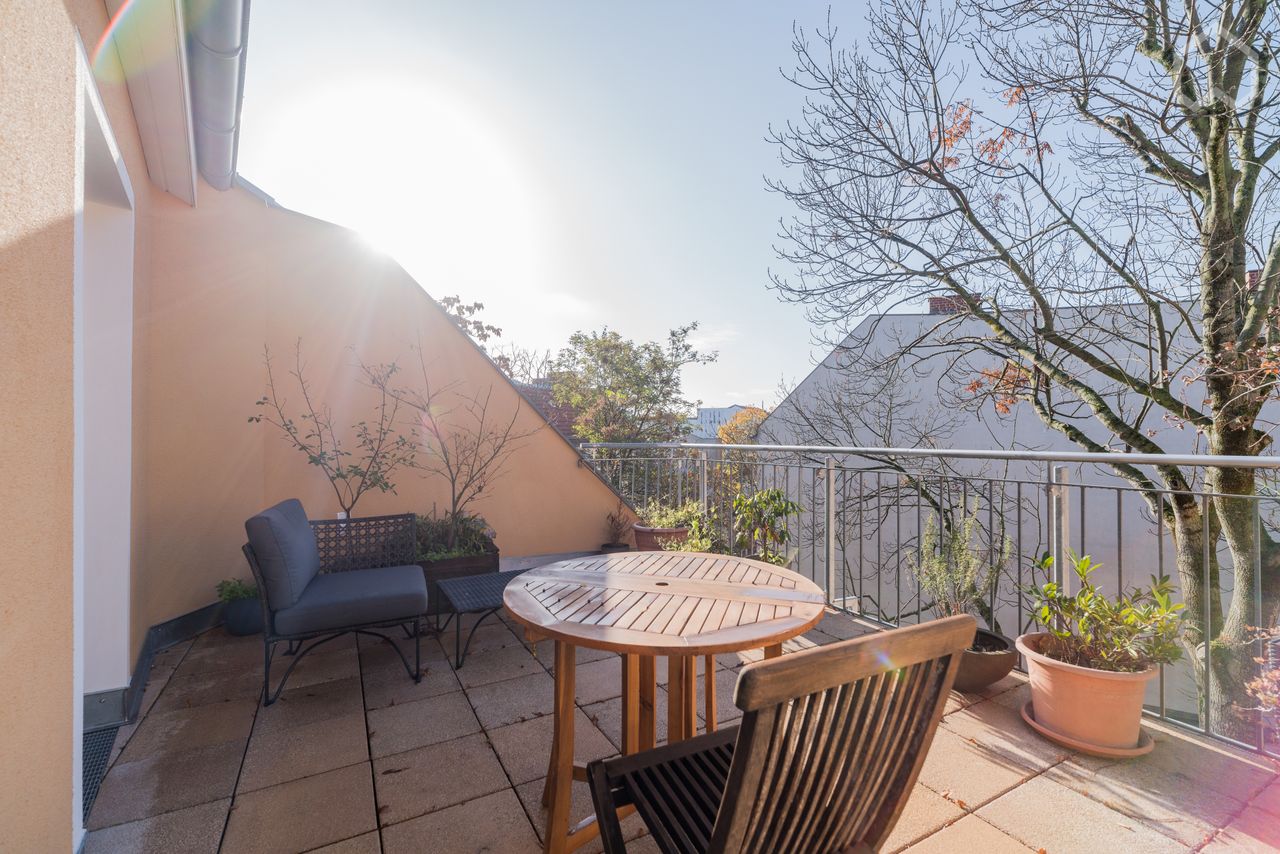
[1017, 632, 1156, 753]
[632, 525, 689, 551]
[954, 629, 1017, 692]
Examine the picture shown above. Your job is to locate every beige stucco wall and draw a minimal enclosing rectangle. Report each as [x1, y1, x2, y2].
[138, 183, 630, 635]
[0, 4, 78, 847]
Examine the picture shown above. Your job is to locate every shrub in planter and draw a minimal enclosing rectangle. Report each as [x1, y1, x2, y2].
[1019, 553, 1183, 756]
[416, 512, 499, 617]
[217, 578, 262, 636]
[602, 501, 633, 553]
[732, 489, 801, 567]
[633, 501, 705, 551]
[909, 511, 1016, 692]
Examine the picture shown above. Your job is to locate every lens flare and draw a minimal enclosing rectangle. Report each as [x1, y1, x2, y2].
[91, 0, 218, 84]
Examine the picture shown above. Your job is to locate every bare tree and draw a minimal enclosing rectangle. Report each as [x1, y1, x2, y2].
[770, 0, 1280, 736]
[251, 341, 416, 517]
[363, 345, 540, 548]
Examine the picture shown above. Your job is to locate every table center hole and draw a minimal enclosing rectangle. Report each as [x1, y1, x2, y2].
[655, 581, 669, 587]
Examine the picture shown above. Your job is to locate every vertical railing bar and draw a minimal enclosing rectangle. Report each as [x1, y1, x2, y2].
[1254, 497, 1264, 752]
[1016, 479, 1024, 638]
[825, 456, 836, 606]
[915, 477, 923, 625]
[1203, 489, 1212, 736]
[1079, 481, 1087, 557]
[858, 471, 866, 616]
[895, 467, 902, 627]
[988, 479, 997, 630]
[1159, 487, 1167, 721]
[1116, 488, 1124, 591]
[876, 473, 884, 623]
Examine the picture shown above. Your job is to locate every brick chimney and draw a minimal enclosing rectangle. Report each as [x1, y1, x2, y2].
[1246, 269, 1262, 290]
[928, 295, 968, 315]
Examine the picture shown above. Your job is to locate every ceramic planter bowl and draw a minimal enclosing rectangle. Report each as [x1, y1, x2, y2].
[223, 598, 263, 636]
[1017, 632, 1156, 755]
[953, 629, 1017, 692]
[632, 525, 689, 551]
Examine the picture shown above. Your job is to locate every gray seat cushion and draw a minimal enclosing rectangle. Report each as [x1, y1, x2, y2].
[273, 565, 428, 636]
[245, 499, 321, 610]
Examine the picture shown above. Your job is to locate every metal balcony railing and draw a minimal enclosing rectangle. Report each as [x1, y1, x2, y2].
[581, 441, 1280, 757]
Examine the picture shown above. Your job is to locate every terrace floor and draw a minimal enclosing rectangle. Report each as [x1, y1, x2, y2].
[84, 608, 1280, 854]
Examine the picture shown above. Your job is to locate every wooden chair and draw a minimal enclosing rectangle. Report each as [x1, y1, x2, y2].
[586, 614, 976, 854]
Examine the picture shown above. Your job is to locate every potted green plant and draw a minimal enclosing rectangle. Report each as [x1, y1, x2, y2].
[732, 488, 801, 566]
[416, 512, 499, 618]
[601, 501, 633, 553]
[217, 578, 262, 636]
[1018, 553, 1184, 757]
[633, 500, 705, 551]
[909, 512, 1016, 692]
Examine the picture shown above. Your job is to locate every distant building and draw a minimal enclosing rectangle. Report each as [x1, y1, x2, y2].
[686, 405, 750, 443]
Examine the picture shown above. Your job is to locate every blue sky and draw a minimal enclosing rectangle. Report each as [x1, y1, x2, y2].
[237, 1, 861, 406]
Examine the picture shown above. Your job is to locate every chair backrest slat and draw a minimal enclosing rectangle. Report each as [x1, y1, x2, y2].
[707, 615, 974, 854]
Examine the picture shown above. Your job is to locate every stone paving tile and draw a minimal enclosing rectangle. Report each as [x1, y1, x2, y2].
[1041, 720, 1276, 846]
[177, 632, 264, 676]
[87, 739, 245, 830]
[118, 700, 256, 764]
[367, 690, 481, 758]
[361, 655, 463, 711]
[109, 664, 177, 767]
[882, 784, 965, 852]
[358, 632, 447, 675]
[82, 798, 229, 854]
[573, 655, 626, 705]
[253, 676, 364, 735]
[977, 773, 1187, 854]
[902, 814, 1032, 853]
[238, 711, 368, 793]
[464, 670, 555, 729]
[149, 638, 195, 670]
[149, 668, 262, 713]
[381, 789, 540, 854]
[917, 727, 1039, 808]
[940, 695, 1072, 773]
[582, 691, 671, 750]
[438, 620, 523, 659]
[515, 774, 649, 854]
[1201, 805, 1280, 853]
[454, 643, 546, 688]
[489, 708, 617, 785]
[1250, 779, 1280, 819]
[372, 732, 510, 825]
[307, 831, 382, 853]
[222, 763, 377, 854]
[280, 645, 361, 691]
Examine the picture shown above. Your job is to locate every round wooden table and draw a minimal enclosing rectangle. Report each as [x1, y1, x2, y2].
[503, 551, 826, 854]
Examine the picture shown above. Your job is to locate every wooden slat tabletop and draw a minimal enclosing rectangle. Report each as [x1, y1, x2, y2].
[503, 551, 826, 656]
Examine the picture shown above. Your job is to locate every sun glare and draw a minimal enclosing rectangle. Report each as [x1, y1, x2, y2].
[247, 77, 546, 306]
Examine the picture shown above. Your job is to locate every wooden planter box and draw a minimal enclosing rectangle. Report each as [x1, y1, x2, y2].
[418, 549, 500, 617]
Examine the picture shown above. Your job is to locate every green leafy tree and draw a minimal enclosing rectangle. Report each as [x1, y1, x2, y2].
[550, 325, 716, 443]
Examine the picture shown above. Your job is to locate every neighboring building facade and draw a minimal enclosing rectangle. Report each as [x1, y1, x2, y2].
[686, 404, 750, 442]
[2, 4, 629, 848]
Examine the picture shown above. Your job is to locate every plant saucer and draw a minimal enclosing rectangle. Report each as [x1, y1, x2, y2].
[1020, 701, 1155, 759]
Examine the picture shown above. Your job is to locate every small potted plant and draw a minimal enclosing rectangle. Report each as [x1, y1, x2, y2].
[601, 501, 633, 553]
[909, 512, 1016, 692]
[416, 512, 500, 619]
[217, 578, 262, 636]
[633, 501, 704, 551]
[1018, 553, 1184, 757]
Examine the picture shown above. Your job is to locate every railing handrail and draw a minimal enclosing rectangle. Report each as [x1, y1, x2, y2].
[579, 442, 1280, 470]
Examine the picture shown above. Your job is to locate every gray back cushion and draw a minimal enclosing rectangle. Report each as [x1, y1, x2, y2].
[245, 499, 321, 610]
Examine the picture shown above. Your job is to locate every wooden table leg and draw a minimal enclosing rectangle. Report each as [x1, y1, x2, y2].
[621, 654, 640, 754]
[666, 655, 697, 742]
[639, 656, 656, 751]
[545, 640, 576, 854]
[764, 643, 783, 660]
[703, 655, 717, 733]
